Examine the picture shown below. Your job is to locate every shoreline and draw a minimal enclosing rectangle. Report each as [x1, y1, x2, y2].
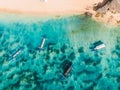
[0, 0, 120, 26]
[0, 0, 100, 16]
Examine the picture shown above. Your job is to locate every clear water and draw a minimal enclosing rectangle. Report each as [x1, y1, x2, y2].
[0, 13, 120, 90]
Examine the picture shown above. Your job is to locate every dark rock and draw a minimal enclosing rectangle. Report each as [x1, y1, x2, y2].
[117, 76, 120, 82]
[53, 56, 57, 60]
[117, 36, 120, 43]
[59, 55, 66, 61]
[43, 64, 48, 73]
[0, 57, 4, 64]
[7, 74, 14, 80]
[47, 42, 56, 47]
[84, 57, 94, 65]
[84, 12, 93, 17]
[47, 43, 55, 53]
[96, 73, 103, 81]
[119, 86, 120, 90]
[67, 86, 74, 90]
[29, 49, 36, 54]
[53, 49, 59, 54]
[61, 44, 67, 53]
[25, 84, 32, 88]
[93, 0, 112, 10]
[47, 47, 54, 53]
[78, 47, 84, 53]
[116, 45, 120, 50]
[68, 52, 75, 60]
[47, 43, 55, 49]
[45, 55, 50, 60]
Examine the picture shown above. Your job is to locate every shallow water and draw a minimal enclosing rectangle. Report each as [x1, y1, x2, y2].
[0, 13, 120, 90]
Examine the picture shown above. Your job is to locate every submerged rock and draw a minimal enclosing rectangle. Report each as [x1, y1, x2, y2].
[61, 44, 67, 53]
[67, 86, 74, 90]
[84, 57, 94, 65]
[45, 54, 50, 60]
[68, 52, 75, 60]
[43, 64, 48, 73]
[59, 55, 66, 61]
[78, 47, 84, 53]
[117, 36, 120, 43]
[53, 49, 60, 54]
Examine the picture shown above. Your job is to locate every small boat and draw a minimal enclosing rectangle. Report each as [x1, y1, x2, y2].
[38, 36, 47, 51]
[8, 47, 24, 61]
[62, 61, 72, 80]
[93, 40, 105, 50]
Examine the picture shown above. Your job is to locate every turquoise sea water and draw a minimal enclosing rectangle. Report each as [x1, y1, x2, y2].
[0, 13, 120, 90]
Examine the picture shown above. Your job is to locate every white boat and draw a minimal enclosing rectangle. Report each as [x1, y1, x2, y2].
[94, 44, 106, 50]
[93, 40, 105, 50]
[38, 36, 47, 50]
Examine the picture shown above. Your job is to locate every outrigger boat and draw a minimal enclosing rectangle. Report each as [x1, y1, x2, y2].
[93, 40, 105, 50]
[62, 61, 72, 80]
[8, 47, 24, 61]
[37, 36, 47, 51]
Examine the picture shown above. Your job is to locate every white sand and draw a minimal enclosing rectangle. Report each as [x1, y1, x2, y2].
[0, 0, 120, 25]
[0, 0, 101, 15]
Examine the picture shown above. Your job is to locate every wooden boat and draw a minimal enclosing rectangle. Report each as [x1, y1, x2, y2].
[62, 61, 72, 80]
[8, 47, 24, 61]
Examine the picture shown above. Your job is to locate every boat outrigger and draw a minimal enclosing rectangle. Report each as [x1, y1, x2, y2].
[38, 36, 47, 51]
[62, 61, 72, 80]
[92, 40, 105, 51]
[8, 47, 24, 61]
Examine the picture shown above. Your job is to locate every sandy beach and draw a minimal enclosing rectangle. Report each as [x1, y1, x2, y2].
[0, 0, 99, 15]
[0, 0, 120, 25]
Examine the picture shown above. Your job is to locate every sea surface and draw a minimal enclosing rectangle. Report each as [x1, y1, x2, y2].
[0, 13, 120, 90]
